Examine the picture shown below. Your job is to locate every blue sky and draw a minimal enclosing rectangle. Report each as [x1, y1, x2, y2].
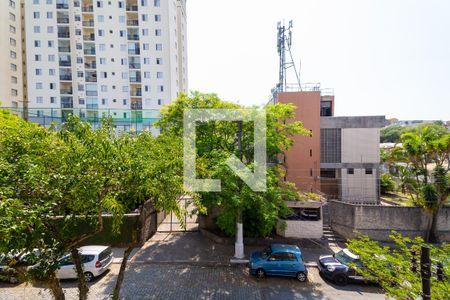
[186, 0, 450, 121]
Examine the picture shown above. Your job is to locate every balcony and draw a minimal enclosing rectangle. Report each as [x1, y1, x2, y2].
[130, 89, 142, 97]
[82, 21, 95, 27]
[58, 32, 70, 38]
[60, 89, 73, 95]
[128, 34, 139, 41]
[82, 6, 94, 12]
[127, 20, 139, 26]
[83, 35, 95, 41]
[131, 101, 142, 110]
[84, 62, 96, 69]
[126, 5, 138, 11]
[60, 75, 72, 81]
[57, 18, 69, 24]
[86, 91, 98, 96]
[59, 60, 71, 67]
[61, 97, 73, 109]
[129, 77, 141, 83]
[58, 46, 71, 52]
[84, 48, 96, 55]
[128, 49, 140, 55]
[56, 3, 69, 9]
[85, 72, 97, 82]
[129, 63, 141, 69]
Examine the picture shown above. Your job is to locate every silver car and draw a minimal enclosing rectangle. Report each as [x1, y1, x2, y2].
[57, 245, 114, 282]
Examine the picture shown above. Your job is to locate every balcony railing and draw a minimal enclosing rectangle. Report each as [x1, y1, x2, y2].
[130, 90, 142, 97]
[60, 89, 73, 95]
[81, 6, 94, 12]
[82, 21, 95, 27]
[129, 63, 141, 69]
[85, 76, 97, 83]
[84, 49, 96, 55]
[86, 91, 98, 96]
[130, 77, 142, 83]
[84, 62, 96, 69]
[60, 75, 72, 81]
[128, 49, 140, 55]
[57, 18, 69, 24]
[83, 35, 95, 41]
[58, 32, 70, 38]
[126, 5, 138, 11]
[127, 20, 139, 26]
[127, 35, 139, 41]
[131, 102, 143, 110]
[59, 61, 71, 67]
[58, 47, 71, 52]
[56, 3, 69, 9]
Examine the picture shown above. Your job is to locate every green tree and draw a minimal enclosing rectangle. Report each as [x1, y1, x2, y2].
[380, 173, 396, 194]
[348, 232, 450, 299]
[157, 92, 309, 237]
[0, 111, 186, 299]
[380, 125, 405, 143]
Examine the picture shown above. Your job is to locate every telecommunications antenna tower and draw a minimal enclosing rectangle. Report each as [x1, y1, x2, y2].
[277, 20, 301, 93]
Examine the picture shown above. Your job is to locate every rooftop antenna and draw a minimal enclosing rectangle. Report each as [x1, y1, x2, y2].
[276, 20, 302, 94]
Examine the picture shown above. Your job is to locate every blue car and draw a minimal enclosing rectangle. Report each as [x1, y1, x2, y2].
[249, 244, 308, 282]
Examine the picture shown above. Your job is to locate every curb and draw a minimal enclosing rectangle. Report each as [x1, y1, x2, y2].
[127, 260, 319, 268]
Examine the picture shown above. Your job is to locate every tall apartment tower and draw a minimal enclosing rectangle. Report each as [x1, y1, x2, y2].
[21, 0, 187, 130]
[0, 0, 25, 109]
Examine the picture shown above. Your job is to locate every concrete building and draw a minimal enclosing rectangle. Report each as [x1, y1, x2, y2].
[0, 0, 26, 109]
[274, 84, 386, 203]
[2, 0, 187, 131]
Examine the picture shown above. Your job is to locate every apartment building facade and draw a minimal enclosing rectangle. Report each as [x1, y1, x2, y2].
[275, 86, 386, 203]
[0, 0, 25, 109]
[13, 0, 187, 131]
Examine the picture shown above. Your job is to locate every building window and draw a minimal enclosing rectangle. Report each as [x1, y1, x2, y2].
[47, 12, 53, 19]
[320, 101, 332, 117]
[33, 12, 40, 19]
[101, 85, 107, 92]
[155, 14, 161, 22]
[156, 72, 163, 79]
[10, 38, 16, 46]
[49, 83, 55, 90]
[144, 58, 150, 64]
[10, 64, 17, 71]
[154, 0, 160, 7]
[10, 51, 17, 59]
[48, 55, 55, 61]
[310, 149, 312, 157]
[34, 40, 41, 47]
[158, 85, 164, 92]
[156, 57, 162, 64]
[34, 26, 40, 33]
[144, 72, 150, 78]
[155, 29, 161, 36]
[310, 169, 313, 177]
[48, 41, 54, 47]
[123, 99, 127, 105]
[9, 13, 15, 21]
[35, 54, 41, 61]
[35, 69, 42, 75]
[98, 15, 105, 22]
[320, 169, 336, 179]
[157, 99, 162, 105]
[142, 14, 148, 21]
[36, 96, 44, 103]
[10, 26, 16, 34]
[36, 83, 43, 89]
[11, 89, 18, 96]
[49, 69, 56, 75]
[156, 44, 162, 51]
[50, 97, 56, 103]
[347, 168, 354, 175]
[365, 168, 373, 175]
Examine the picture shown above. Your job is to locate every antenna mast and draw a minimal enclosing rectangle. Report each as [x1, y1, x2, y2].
[277, 20, 301, 93]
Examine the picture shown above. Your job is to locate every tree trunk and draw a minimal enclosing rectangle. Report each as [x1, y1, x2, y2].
[71, 248, 89, 300]
[47, 273, 66, 300]
[112, 245, 135, 300]
[428, 210, 439, 243]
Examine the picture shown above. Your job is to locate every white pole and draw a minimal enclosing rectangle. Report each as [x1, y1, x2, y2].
[234, 222, 244, 259]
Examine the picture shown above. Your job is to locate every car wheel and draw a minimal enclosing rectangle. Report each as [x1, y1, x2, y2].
[84, 272, 94, 283]
[333, 274, 348, 286]
[256, 268, 265, 279]
[296, 272, 307, 282]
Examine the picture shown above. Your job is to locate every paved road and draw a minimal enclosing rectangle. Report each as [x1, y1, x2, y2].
[0, 264, 385, 300]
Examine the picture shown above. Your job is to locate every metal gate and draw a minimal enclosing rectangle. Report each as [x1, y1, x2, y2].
[157, 197, 199, 232]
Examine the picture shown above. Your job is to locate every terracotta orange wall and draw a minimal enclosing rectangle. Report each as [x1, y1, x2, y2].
[277, 92, 321, 192]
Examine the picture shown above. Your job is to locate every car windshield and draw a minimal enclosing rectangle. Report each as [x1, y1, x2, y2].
[335, 250, 354, 265]
[261, 247, 272, 259]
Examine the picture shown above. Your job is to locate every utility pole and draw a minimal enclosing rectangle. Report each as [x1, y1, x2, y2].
[233, 121, 245, 260]
[421, 245, 431, 300]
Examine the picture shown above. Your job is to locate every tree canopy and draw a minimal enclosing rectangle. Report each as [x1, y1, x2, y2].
[157, 92, 310, 237]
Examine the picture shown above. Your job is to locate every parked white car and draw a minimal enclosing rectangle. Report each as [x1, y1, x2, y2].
[56, 246, 113, 282]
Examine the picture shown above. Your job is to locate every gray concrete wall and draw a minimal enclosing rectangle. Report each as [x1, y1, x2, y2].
[329, 201, 450, 242]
